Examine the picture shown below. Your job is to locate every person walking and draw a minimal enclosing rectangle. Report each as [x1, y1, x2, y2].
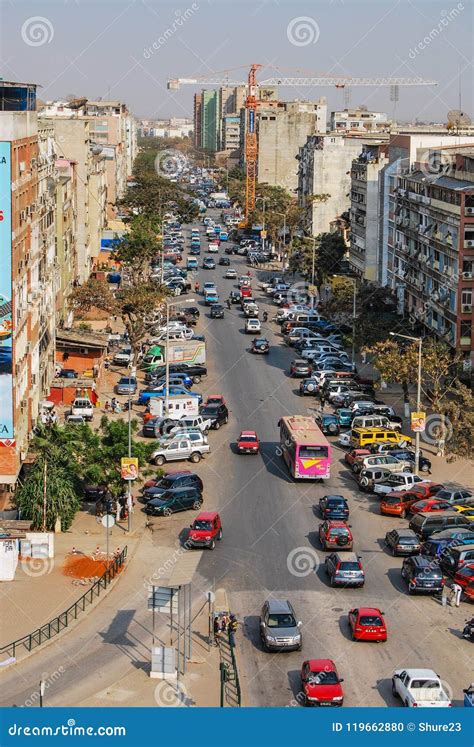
[228, 614, 238, 648]
[451, 581, 462, 607]
[319, 390, 327, 412]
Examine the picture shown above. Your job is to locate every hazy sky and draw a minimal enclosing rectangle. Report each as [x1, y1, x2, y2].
[1, 0, 472, 122]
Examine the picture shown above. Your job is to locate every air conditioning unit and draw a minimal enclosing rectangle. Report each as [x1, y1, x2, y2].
[31, 157, 37, 168]
[463, 272, 473, 280]
[465, 240, 474, 247]
[20, 210, 26, 222]
[462, 304, 472, 313]
[465, 206, 474, 215]
[20, 399, 27, 410]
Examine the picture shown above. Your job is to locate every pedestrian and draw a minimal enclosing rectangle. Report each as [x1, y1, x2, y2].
[220, 614, 229, 633]
[104, 400, 110, 413]
[441, 583, 449, 607]
[319, 391, 327, 412]
[451, 581, 462, 607]
[228, 614, 238, 648]
[111, 397, 117, 413]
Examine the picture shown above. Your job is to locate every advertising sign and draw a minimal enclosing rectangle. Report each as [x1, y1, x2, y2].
[121, 457, 139, 480]
[0, 141, 13, 442]
[411, 411, 426, 432]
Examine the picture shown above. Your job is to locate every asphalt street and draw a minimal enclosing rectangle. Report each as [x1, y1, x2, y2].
[188, 215, 473, 708]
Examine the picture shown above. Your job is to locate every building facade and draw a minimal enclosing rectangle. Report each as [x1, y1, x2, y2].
[387, 146, 474, 366]
[330, 109, 390, 133]
[257, 100, 327, 192]
[55, 158, 77, 328]
[200, 90, 219, 151]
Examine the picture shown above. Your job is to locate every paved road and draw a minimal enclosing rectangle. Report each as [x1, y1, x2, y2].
[188, 213, 472, 707]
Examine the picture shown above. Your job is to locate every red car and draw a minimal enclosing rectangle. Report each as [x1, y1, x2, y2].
[240, 286, 252, 298]
[348, 607, 387, 642]
[187, 511, 222, 550]
[301, 659, 344, 707]
[344, 448, 371, 467]
[400, 482, 444, 501]
[380, 491, 421, 518]
[319, 521, 353, 551]
[237, 430, 260, 454]
[453, 563, 474, 590]
[204, 394, 226, 407]
[409, 498, 453, 515]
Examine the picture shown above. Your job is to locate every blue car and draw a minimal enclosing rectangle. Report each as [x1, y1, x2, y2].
[154, 373, 193, 389]
[336, 408, 353, 428]
[299, 377, 319, 395]
[319, 495, 350, 520]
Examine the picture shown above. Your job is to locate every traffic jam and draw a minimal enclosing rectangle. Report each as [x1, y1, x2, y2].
[109, 168, 473, 708]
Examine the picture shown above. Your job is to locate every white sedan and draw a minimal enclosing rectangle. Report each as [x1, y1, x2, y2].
[208, 242, 219, 253]
[391, 669, 452, 707]
[245, 318, 261, 334]
[225, 268, 237, 279]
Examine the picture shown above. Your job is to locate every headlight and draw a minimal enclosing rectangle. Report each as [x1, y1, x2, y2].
[333, 696, 343, 702]
[266, 635, 277, 643]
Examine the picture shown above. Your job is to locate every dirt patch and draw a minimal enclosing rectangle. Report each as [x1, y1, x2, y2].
[62, 555, 122, 579]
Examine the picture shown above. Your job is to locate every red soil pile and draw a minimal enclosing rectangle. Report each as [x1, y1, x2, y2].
[62, 555, 121, 579]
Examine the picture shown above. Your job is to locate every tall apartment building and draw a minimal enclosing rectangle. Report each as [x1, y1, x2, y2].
[200, 90, 219, 151]
[348, 142, 389, 280]
[41, 117, 107, 282]
[387, 146, 474, 366]
[55, 159, 77, 328]
[298, 133, 380, 236]
[193, 93, 202, 149]
[257, 100, 327, 192]
[331, 109, 390, 133]
[0, 81, 54, 486]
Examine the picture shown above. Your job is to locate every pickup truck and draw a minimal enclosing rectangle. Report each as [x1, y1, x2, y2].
[70, 397, 94, 422]
[113, 347, 132, 365]
[391, 669, 452, 707]
[372, 472, 425, 495]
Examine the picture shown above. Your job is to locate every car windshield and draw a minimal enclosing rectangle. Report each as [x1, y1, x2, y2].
[193, 520, 212, 531]
[240, 435, 256, 442]
[419, 569, 442, 579]
[307, 671, 339, 685]
[359, 615, 383, 626]
[327, 498, 345, 506]
[201, 406, 218, 417]
[157, 479, 173, 489]
[299, 446, 328, 459]
[267, 613, 296, 628]
[398, 536, 418, 544]
[340, 562, 360, 571]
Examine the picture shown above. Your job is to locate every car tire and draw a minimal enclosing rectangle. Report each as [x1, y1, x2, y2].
[391, 681, 398, 697]
[163, 508, 172, 517]
[401, 509, 407, 519]
[209, 540, 216, 550]
[359, 476, 369, 489]
[193, 376, 201, 384]
[328, 424, 338, 435]
[190, 452, 201, 463]
[224, 416, 228, 424]
[352, 464, 361, 474]
[307, 384, 315, 392]
[218, 528, 223, 540]
[214, 421, 220, 430]
[154, 456, 165, 466]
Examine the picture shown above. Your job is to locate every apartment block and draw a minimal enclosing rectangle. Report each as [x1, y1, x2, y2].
[193, 94, 202, 149]
[349, 142, 389, 281]
[331, 109, 390, 133]
[298, 133, 380, 236]
[387, 146, 474, 366]
[55, 158, 77, 328]
[0, 81, 52, 486]
[257, 100, 327, 192]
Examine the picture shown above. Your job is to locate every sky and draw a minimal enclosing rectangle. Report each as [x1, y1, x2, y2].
[1, 0, 472, 123]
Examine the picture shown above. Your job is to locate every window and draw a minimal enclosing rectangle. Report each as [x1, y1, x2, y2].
[461, 289, 472, 305]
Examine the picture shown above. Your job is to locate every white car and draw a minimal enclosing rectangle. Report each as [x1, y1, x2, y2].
[113, 348, 132, 365]
[337, 432, 351, 448]
[208, 242, 219, 253]
[225, 268, 237, 279]
[391, 669, 452, 708]
[245, 318, 261, 334]
[373, 473, 425, 496]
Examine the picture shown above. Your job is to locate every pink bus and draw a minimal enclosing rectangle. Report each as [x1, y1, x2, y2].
[278, 415, 331, 480]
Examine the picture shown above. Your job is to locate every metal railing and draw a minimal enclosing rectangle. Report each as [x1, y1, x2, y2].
[0, 546, 127, 661]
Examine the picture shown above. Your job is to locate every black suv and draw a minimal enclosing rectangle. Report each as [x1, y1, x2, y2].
[145, 487, 203, 516]
[219, 256, 230, 265]
[401, 556, 444, 594]
[385, 528, 421, 557]
[319, 495, 349, 520]
[199, 403, 229, 429]
[210, 304, 225, 319]
[386, 449, 431, 474]
[142, 473, 203, 502]
[145, 362, 207, 384]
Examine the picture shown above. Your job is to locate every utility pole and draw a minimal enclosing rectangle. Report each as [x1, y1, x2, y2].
[390, 331, 423, 474]
[42, 460, 47, 532]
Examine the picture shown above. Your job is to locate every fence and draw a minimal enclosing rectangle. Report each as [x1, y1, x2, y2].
[0, 546, 127, 661]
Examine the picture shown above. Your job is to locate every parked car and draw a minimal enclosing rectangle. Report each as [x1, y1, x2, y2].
[300, 659, 344, 706]
[115, 377, 137, 395]
[453, 562, 474, 590]
[83, 484, 108, 502]
[236, 431, 260, 454]
[385, 528, 421, 556]
[65, 414, 85, 425]
[325, 552, 365, 588]
[439, 543, 474, 576]
[210, 303, 225, 319]
[348, 607, 387, 642]
[352, 454, 412, 475]
[401, 556, 444, 594]
[421, 528, 474, 559]
[315, 413, 340, 436]
[391, 669, 452, 707]
[187, 511, 222, 549]
[385, 448, 432, 474]
[409, 498, 453, 515]
[259, 598, 302, 652]
[357, 467, 394, 493]
[146, 362, 207, 385]
[251, 338, 270, 354]
[113, 347, 132, 365]
[171, 415, 211, 435]
[290, 359, 312, 377]
[433, 487, 473, 506]
[319, 495, 349, 520]
[299, 377, 319, 395]
[70, 397, 94, 422]
[373, 473, 426, 496]
[409, 510, 472, 539]
[142, 472, 203, 501]
[380, 490, 428, 518]
[150, 439, 210, 466]
[57, 368, 78, 379]
[319, 520, 353, 551]
[335, 408, 353, 428]
[199, 402, 229, 429]
[145, 486, 203, 517]
[406, 483, 444, 501]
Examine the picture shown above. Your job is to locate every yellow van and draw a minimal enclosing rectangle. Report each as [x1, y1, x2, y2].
[350, 427, 412, 449]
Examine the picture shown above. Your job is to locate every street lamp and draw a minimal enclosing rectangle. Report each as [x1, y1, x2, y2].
[274, 211, 287, 262]
[164, 297, 196, 413]
[389, 331, 422, 475]
[39, 679, 45, 708]
[255, 197, 269, 252]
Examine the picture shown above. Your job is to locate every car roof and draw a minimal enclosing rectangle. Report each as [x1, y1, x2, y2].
[266, 598, 293, 613]
[326, 520, 350, 528]
[240, 431, 257, 437]
[324, 494, 346, 501]
[358, 607, 383, 616]
[399, 668, 439, 678]
[307, 659, 336, 671]
[336, 552, 359, 562]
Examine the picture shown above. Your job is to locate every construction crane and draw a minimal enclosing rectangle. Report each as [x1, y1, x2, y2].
[168, 64, 437, 223]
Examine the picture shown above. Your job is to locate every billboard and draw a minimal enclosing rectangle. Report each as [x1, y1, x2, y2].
[121, 457, 139, 480]
[0, 141, 13, 442]
[411, 411, 426, 433]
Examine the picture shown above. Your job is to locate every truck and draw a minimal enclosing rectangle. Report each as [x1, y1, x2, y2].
[141, 340, 206, 372]
[148, 394, 200, 420]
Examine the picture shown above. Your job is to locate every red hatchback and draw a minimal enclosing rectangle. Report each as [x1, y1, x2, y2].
[237, 430, 260, 454]
[301, 659, 344, 707]
[403, 483, 444, 501]
[319, 521, 353, 551]
[409, 498, 453, 515]
[187, 511, 222, 550]
[453, 563, 474, 590]
[348, 607, 387, 642]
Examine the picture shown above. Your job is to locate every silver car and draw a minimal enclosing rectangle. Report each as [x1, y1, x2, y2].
[259, 598, 302, 652]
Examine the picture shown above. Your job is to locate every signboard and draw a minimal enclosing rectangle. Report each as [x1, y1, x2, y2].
[148, 586, 179, 614]
[121, 457, 139, 480]
[307, 285, 317, 297]
[410, 411, 426, 432]
[0, 142, 13, 443]
[101, 514, 115, 529]
[260, 229, 267, 239]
